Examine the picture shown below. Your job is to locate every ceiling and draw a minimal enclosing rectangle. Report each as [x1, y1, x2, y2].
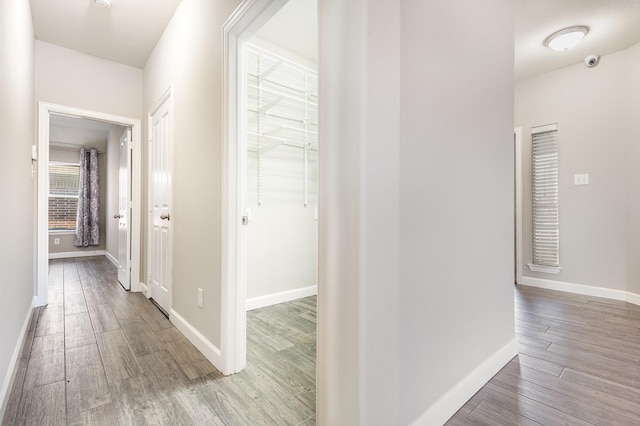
[515, 0, 640, 80]
[29, 0, 640, 78]
[30, 0, 181, 68]
[254, 0, 317, 64]
[50, 114, 120, 152]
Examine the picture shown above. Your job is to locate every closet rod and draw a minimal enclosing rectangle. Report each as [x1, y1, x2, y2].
[50, 142, 104, 154]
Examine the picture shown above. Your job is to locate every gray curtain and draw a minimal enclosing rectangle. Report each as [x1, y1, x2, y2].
[74, 148, 100, 247]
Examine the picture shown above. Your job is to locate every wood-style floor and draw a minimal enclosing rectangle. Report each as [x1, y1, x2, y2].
[2, 257, 316, 425]
[447, 285, 640, 425]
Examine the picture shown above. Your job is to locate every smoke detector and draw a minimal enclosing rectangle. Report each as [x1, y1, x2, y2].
[91, 0, 112, 9]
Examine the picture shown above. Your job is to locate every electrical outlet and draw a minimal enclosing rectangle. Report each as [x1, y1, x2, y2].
[54, 238, 60, 245]
[197, 288, 203, 308]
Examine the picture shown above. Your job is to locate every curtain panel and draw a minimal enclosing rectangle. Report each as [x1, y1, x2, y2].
[74, 148, 100, 247]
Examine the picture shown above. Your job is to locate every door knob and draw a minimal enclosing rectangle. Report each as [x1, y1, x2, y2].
[113, 214, 122, 219]
[160, 213, 171, 220]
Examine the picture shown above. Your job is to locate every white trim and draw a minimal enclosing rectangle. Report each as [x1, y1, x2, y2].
[514, 127, 523, 285]
[527, 264, 562, 274]
[221, 0, 288, 376]
[246, 285, 317, 311]
[170, 309, 224, 371]
[48, 250, 105, 259]
[104, 251, 118, 267]
[140, 281, 149, 297]
[521, 276, 640, 305]
[411, 339, 519, 426]
[0, 302, 35, 419]
[37, 102, 143, 307]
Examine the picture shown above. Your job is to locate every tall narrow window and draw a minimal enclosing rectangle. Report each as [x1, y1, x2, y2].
[528, 124, 561, 273]
[49, 162, 80, 232]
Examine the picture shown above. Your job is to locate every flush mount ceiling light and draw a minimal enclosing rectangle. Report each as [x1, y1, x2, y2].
[544, 26, 589, 51]
[91, 0, 112, 9]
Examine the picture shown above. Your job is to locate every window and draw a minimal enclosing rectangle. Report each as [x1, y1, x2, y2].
[49, 162, 80, 232]
[528, 124, 561, 273]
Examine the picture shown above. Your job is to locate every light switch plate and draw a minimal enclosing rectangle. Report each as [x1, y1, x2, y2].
[574, 173, 589, 185]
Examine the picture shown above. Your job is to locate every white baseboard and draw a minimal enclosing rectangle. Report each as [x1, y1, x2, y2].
[104, 251, 118, 267]
[0, 300, 36, 420]
[170, 309, 224, 373]
[48, 249, 105, 259]
[139, 281, 148, 297]
[411, 338, 519, 426]
[521, 276, 640, 306]
[246, 285, 317, 311]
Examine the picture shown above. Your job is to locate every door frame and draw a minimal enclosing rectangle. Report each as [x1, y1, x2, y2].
[221, 0, 289, 375]
[117, 127, 132, 290]
[145, 87, 174, 310]
[514, 127, 523, 285]
[37, 102, 142, 306]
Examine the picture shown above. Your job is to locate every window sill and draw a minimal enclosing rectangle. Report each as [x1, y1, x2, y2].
[527, 264, 562, 274]
[49, 230, 76, 236]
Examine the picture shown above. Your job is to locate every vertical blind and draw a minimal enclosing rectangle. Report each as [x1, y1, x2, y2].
[532, 124, 559, 268]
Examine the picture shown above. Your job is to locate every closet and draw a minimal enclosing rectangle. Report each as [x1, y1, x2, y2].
[245, 41, 318, 308]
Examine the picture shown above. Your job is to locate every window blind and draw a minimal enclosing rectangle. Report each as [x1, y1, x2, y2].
[532, 124, 559, 268]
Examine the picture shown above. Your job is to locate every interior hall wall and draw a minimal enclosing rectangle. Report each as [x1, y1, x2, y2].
[143, 0, 243, 348]
[0, 0, 35, 416]
[516, 41, 640, 294]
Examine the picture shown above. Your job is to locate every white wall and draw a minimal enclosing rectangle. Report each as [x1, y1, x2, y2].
[35, 41, 143, 121]
[0, 0, 35, 416]
[318, 0, 515, 423]
[516, 41, 640, 295]
[144, 0, 242, 348]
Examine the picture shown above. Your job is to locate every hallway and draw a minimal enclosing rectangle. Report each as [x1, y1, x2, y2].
[2, 257, 316, 425]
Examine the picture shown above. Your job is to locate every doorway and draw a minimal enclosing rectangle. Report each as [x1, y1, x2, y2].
[36, 102, 142, 306]
[222, 0, 318, 375]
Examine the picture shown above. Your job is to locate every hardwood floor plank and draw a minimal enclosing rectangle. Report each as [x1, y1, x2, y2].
[65, 312, 96, 349]
[95, 329, 143, 384]
[83, 286, 107, 308]
[23, 333, 65, 390]
[468, 399, 541, 426]
[66, 343, 112, 415]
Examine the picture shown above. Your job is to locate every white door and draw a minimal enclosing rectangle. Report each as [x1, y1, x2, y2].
[117, 128, 132, 289]
[148, 96, 172, 313]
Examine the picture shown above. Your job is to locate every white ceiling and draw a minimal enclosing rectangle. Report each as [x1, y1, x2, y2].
[254, 0, 317, 64]
[515, 0, 640, 80]
[50, 114, 118, 152]
[30, 0, 181, 68]
[28, 0, 640, 79]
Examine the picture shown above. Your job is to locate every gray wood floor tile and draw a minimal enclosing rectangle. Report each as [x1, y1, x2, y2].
[120, 317, 165, 357]
[16, 380, 66, 426]
[65, 312, 96, 349]
[95, 329, 143, 384]
[83, 286, 107, 308]
[135, 301, 173, 331]
[23, 333, 65, 390]
[2, 308, 39, 426]
[67, 402, 119, 426]
[66, 343, 112, 415]
[88, 303, 121, 334]
[109, 373, 167, 425]
[155, 328, 216, 380]
[35, 304, 64, 337]
[65, 292, 88, 316]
